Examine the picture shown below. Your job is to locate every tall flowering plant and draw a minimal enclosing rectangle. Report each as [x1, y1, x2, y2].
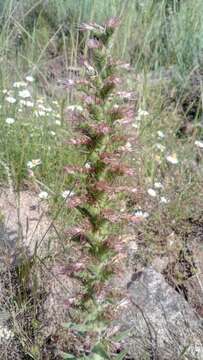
[62, 17, 138, 358]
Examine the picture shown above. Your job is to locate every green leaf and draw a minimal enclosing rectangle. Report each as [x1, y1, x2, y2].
[62, 322, 73, 329]
[59, 352, 76, 359]
[92, 343, 110, 360]
[62, 322, 89, 334]
[91, 355, 105, 360]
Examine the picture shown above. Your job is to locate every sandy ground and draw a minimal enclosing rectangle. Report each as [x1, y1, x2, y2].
[0, 187, 53, 254]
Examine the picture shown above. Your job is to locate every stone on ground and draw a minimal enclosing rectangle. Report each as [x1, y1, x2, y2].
[122, 267, 203, 360]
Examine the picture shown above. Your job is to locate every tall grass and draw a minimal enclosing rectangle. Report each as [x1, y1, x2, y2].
[45, 0, 203, 75]
[1, 0, 203, 80]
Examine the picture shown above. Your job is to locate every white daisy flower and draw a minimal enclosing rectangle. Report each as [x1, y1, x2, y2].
[38, 104, 46, 111]
[37, 98, 44, 104]
[5, 96, 16, 104]
[0, 325, 14, 340]
[50, 131, 56, 136]
[85, 162, 91, 169]
[125, 142, 133, 151]
[44, 107, 53, 113]
[55, 120, 61, 125]
[25, 75, 34, 82]
[37, 105, 53, 113]
[136, 108, 149, 122]
[147, 188, 157, 197]
[27, 159, 42, 169]
[160, 196, 170, 204]
[66, 79, 75, 86]
[19, 89, 31, 98]
[138, 109, 149, 117]
[157, 130, 165, 139]
[61, 190, 75, 199]
[166, 154, 179, 165]
[5, 117, 15, 124]
[34, 110, 45, 117]
[120, 141, 133, 152]
[133, 210, 149, 218]
[132, 123, 139, 129]
[67, 105, 83, 112]
[154, 182, 164, 189]
[2, 89, 8, 94]
[25, 101, 34, 107]
[13, 81, 27, 88]
[39, 191, 48, 199]
[155, 143, 166, 152]
[20, 99, 34, 107]
[195, 140, 203, 149]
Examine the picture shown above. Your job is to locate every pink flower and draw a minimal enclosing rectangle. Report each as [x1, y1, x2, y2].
[105, 17, 120, 29]
[117, 91, 135, 100]
[102, 209, 121, 223]
[90, 122, 111, 135]
[108, 163, 134, 176]
[95, 180, 111, 192]
[104, 75, 121, 87]
[83, 95, 101, 105]
[109, 105, 134, 121]
[118, 62, 131, 70]
[76, 79, 90, 86]
[63, 298, 77, 308]
[64, 165, 92, 175]
[87, 39, 102, 49]
[68, 135, 92, 146]
[66, 196, 86, 209]
[127, 215, 144, 223]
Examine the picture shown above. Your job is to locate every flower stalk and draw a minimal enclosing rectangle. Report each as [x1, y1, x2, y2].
[63, 17, 136, 358]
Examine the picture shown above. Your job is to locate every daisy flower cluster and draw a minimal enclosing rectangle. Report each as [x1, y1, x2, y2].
[134, 116, 184, 212]
[2, 75, 61, 125]
[0, 73, 67, 206]
[147, 182, 170, 204]
[132, 109, 181, 166]
[136, 105, 203, 217]
[132, 108, 149, 129]
[154, 129, 179, 165]
[3, 75, 34, 106]
[0, 325, 14, 341]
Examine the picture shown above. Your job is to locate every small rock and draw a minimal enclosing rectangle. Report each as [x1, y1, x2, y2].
[152, 255, 169, 272]
[122, 267, 203, 359]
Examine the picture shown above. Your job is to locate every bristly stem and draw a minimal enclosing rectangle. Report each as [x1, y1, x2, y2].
[63, 17, 137, 357]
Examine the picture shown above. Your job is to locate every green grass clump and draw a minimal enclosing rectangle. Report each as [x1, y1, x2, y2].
[1, 0, 203, 77]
